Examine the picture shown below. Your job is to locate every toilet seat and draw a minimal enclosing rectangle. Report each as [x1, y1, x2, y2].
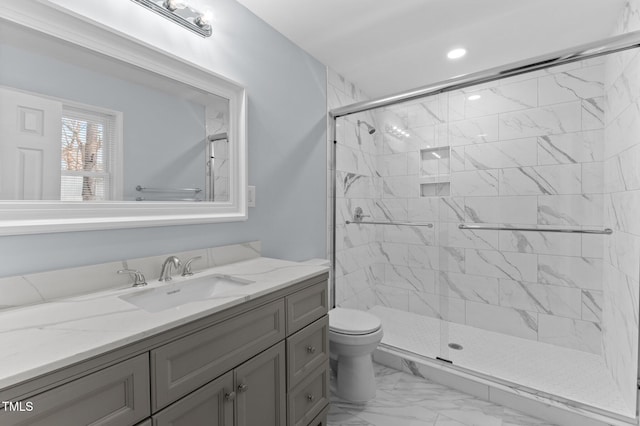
[329, 307, 382, 335]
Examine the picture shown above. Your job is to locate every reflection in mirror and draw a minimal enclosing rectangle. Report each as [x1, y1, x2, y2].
[0, 20, 230, 202]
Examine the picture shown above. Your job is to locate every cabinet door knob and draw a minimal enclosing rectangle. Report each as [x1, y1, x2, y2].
[224, 391, 236, 401]
[237, 383, 249, 393]
[306, 345, 316, 354]
[306, 393, 315, 402]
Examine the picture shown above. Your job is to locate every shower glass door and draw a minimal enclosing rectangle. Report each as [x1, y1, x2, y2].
[333, 44, 640, 419]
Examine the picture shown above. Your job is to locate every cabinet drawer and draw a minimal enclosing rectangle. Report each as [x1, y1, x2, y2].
[287, 363, 329, 426]
[286, 281, 328, 334]
[152, 299, 285, 411]
[153, 371, 234, 426]
[0, 354, 150, 426]
[307, 404, 329, 426]
[286, 316, 329, 388]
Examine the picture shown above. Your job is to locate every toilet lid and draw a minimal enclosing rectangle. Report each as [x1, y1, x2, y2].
[329, 308, 382, 335]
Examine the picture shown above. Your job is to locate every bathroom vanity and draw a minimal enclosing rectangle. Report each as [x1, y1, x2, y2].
[0, 256, 330, 426]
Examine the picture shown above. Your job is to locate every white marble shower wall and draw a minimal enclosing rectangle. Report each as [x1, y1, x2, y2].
[601, 0, 640, 413]
[373, 59, 608, 355]
[328, 69, 382, 309]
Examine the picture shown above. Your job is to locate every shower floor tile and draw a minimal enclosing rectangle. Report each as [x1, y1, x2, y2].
[368, 306, 631, 417]
[329, 364, 558, 426]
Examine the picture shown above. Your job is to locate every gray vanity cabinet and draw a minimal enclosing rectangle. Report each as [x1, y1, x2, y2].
[235, 342, 286, 426]
[0, 273, 329, 426]
[152, 371, 234, 426]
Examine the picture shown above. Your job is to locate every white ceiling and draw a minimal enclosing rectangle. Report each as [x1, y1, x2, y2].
[235, 0, 627, 98]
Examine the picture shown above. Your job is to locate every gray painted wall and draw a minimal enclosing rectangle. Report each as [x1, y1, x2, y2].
[0, 0, 327, 277]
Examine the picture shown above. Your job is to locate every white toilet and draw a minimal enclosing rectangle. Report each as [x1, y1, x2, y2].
[329, 307, 383, 403]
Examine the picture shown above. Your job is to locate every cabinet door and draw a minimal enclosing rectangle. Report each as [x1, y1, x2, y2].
[235, 342, 286, 426]
[153, 371, 233, 426]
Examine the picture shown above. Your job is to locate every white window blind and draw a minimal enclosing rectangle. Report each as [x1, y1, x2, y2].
[60, 107, 117, 201]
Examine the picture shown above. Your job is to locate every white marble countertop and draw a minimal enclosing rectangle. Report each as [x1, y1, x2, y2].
[0, 257, 329, 390]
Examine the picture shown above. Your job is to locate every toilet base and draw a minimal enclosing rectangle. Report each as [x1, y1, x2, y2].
[335, 353, 376, 403]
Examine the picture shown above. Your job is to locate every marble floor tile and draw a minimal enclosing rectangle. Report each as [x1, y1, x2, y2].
[328, 364, 557, 426]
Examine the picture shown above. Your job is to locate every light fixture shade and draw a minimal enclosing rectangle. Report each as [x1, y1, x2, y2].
[132, 0, 212, 37]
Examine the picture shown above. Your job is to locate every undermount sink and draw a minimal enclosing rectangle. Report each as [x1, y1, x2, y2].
[119, 274, 254, 313]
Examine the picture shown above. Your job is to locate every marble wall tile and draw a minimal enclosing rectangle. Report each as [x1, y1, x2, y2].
[374, 198, 409, 221]
[337, 223, 376, 250]
[537, 255, 602, 290]
[378, 153, 408, 177]
[462, 79, 538, 119]
[383, 225, 435, 246]
[601, 261, 639, 412]
[463, 138, 538, 170]
[604, 229, 640, 279]
[439, 197, 466, 222]
[464, 196, 537, 224]
[606, 52, 640, 124]
[374, 284, 410, 310]
[385, 264, 436, 293]
[537, 194, 603, 226]
[335, 144, 377, 176]
[499, 230, 582, 256]
[450, 170, 499, 196]
[538, 65, 604, 106]
[465, 249, 537, 282]
[604, 99, 640, 159]
[583, 162, 604, 193]
[499, 279, 582, 319]
[499, 164, 581, 195]
[466, 302, 538, 340]
[407, 244, 440, 270]
[448, 115, 500, 146]
[537, 131, 604, 165]
[438, 271, 500, 305]
[374, 242, 410, 267]
[407, 197, 438, 222]
[582, 290, 603, 323]
[499, 102, 582, 140]
[336, 172, 378, 199]
[406, 96, 448, 127]
[383, 175, 418, 198]
[604, 144, 640, 192]
[582, 97, 605, 131]
[581, 234, 604, 259]
[438, 247, 466, 273]
[538, 314, 602, 354]
[608, 190, 640, 235]
[408, 291, 466, 323]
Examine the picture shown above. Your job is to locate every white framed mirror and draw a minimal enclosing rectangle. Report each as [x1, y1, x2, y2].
[0, 1, 248, 235]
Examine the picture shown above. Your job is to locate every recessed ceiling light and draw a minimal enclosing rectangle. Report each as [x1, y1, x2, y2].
[447, 48, 467, 60]
[468, 95, 481, 101]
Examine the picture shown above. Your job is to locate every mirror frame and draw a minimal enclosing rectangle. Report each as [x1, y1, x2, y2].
[0, 1, 248, 235]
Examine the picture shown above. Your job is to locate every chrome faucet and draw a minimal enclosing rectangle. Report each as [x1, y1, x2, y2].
[117, 269, 147, 287]
[159, 256, 181, 282]
[182, 256, 203, 277]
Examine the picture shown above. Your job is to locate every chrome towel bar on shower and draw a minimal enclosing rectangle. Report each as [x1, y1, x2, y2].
[346, 220, 434, 228]
[136, 185, 202, 193]
[458, 224, 613, 235]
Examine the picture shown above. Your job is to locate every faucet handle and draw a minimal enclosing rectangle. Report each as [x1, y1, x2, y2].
[182, 256, 203, 276]
[117, 269, 147, 287]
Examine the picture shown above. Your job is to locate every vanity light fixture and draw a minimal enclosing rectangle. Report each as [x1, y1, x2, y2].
[132, 0, 212, 37]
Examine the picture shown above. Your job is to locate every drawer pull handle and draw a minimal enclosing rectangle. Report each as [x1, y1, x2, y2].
[238, 383, 249, 393]
[306, 345, 317, 354]
[224, 391, 236, 401]
[306, 393, 315, 402]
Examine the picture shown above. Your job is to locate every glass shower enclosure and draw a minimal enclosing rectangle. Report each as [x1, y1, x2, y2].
[330, 31, 640, 421]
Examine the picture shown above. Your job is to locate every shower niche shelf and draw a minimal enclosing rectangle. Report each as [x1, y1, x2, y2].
[419, 146, 451, 197]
